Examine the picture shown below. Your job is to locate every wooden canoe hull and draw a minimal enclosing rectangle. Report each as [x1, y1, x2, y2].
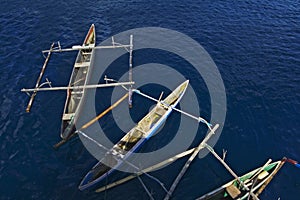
[60, 24, 96, 139]
[79, 80, 189, 190]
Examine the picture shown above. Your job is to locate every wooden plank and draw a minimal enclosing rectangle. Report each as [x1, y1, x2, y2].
[226, 184, 241, 198]
[62, 113, 74, 120]
[74, 62, 90, 68]
[25, 42, 55, 112]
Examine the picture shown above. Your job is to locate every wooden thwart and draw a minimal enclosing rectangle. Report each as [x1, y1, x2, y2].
[74, 62, 90, 68]
[226, 184, 241, 198]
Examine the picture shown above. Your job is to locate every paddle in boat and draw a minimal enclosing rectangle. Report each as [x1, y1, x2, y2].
[60, 24, 96, 140]
[196, 158, 286, 200]
[78, 80, 189, 190]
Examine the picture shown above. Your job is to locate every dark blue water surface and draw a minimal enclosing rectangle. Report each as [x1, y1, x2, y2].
[1, 0, 299, 199]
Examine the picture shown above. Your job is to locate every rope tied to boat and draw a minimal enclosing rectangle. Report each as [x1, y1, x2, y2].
[285, 158, 300, 168]
[78, 131, 169, 193]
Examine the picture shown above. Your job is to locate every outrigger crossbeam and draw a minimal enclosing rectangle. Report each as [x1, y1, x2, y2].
[21, 81, 135, 93]
[133, 89, 213, 130]
[22, 34, 135, 112]
[42, 45, 132, 53]
[42, 41, 132, 54]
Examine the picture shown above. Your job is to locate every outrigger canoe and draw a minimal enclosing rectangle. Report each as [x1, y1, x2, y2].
[197, 158, 286, 200]
[61, 24, 96, 139]
[79, 80, 189, 190]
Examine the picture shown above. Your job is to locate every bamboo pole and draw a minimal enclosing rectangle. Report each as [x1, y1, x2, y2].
[164, 124, 219, 200]
[95, 147, 196, 193]
[21, 82, 135, 92]
[128, 35, 133, 108]
[133, 89, 212, 129]
[204, 144, 260, 200]
[25, 42, 55, 112]
[42, 44, 132, 53]
[53, 93, 128, 149]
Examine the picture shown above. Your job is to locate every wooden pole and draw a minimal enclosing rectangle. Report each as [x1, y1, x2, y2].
[53, 93, 128, 149]
[21, 82, 135, 92]
[204, 144, 260, 200]
[26, 42, 55, 112]
[42, 44, 132, 53]
[133, 89, 212, 128]
[249, 159, 272, 182]
[81, 93, 128, 130]
[128, 34, 133, 108]
[164, 124, 219, 200]
[95, 147, 196, 193]
[246, 159, 272, 200]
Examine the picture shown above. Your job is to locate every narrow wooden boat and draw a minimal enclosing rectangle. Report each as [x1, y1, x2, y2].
[60, 24, 96, 139]
[196, 158, 286, 200]
[78, 80, 189, 190]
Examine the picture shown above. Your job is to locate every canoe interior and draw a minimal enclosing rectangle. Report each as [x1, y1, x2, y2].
[60, 24, 95, 139]
[198, 160, 284, 200]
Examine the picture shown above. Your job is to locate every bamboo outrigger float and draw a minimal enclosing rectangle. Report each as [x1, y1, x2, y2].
[25, 42, 55, 113]
[78, 80, 189, 190]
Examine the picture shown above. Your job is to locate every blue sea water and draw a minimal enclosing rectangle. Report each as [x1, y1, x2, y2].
[0, 0, 299, 199]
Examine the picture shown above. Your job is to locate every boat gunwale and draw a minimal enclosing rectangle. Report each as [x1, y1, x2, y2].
[60, 24, 96, 139]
